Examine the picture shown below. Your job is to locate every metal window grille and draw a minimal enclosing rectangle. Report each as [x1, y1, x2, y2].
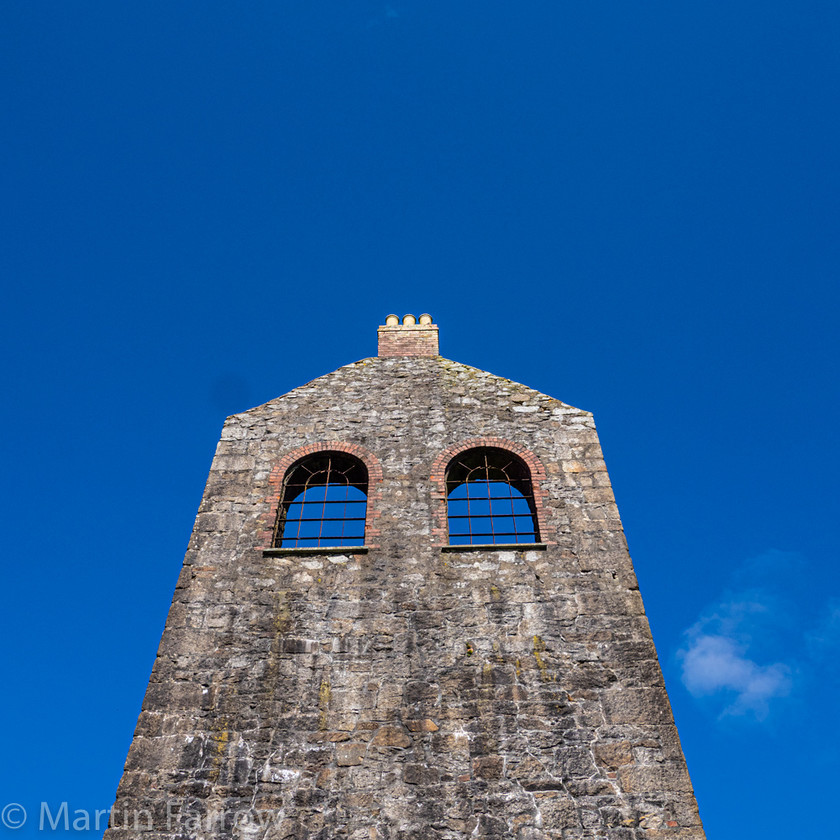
[273, 452, 368, 548]
[446, 448, 539, 545]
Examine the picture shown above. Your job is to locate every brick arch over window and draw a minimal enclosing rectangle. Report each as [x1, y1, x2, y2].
[430, 438, 549, 546]
[258, 442, 383, 549]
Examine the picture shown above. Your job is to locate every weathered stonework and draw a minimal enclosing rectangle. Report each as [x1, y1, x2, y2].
[105, 318, 705, 839]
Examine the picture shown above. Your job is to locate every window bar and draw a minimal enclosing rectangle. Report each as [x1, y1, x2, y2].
[294, 485, 305, 545]
[465, 478, 473, 544]
[340, 481, 347, 546]
[319, 459, 332, 546]
[508, 477, 519, 543]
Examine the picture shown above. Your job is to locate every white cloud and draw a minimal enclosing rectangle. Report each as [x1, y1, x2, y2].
[679, 633, 791, 719]
[678, 551, 839, 723]
[677, 557, 797, 722]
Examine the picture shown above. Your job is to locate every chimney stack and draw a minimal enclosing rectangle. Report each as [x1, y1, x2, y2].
[377, 313, 439, 357]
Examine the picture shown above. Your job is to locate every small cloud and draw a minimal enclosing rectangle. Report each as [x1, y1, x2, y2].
[677, 554, 800, 722]
[678, 551, 840, 728]
[679, 633, 791, 719]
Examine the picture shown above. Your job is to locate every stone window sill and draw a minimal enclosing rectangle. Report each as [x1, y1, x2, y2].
[263, 546, 369, 557]
[439, 543, 547, 552]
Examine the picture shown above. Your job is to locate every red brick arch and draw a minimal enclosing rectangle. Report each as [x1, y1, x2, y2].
[258, 441, 383, 549]
[429, 437, 550, 546]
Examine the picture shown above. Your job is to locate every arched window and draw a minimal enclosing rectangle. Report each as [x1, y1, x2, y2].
[273, 452, 368, 548]
[445, 447, 539, 545]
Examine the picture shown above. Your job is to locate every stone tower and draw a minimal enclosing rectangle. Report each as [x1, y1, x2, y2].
[106, 315, 705, 839]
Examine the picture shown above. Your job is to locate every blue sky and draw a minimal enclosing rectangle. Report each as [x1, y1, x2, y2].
[1, 2, 838, 837]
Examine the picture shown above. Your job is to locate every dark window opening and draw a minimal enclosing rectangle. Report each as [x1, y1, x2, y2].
[273, 452, 368, 548]
[446, 447, 539, 545]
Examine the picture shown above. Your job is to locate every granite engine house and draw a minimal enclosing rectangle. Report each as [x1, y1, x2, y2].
[106, 315, 705, 840]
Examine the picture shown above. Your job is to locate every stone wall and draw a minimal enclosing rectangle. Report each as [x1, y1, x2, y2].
[104, 353, 705, 840]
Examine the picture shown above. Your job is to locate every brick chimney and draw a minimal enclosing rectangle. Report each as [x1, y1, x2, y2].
[377, 313, 439, 357]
